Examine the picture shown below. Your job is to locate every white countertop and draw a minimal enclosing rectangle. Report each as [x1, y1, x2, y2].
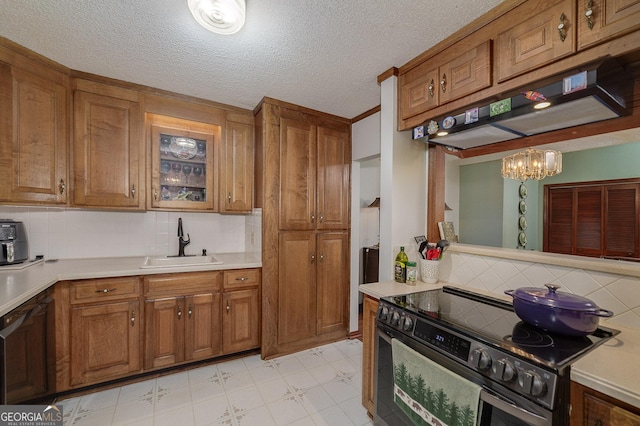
[0, 253, 261, 317]
[360, 281, 640, 410]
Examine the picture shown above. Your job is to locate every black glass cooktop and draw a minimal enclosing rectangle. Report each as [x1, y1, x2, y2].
[381, 286, 620, 370]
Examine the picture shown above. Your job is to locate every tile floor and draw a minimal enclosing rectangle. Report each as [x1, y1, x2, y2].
[57, 339, 373, 426]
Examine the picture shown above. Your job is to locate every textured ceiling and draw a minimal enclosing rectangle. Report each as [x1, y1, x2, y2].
[0, 0, 505, 119]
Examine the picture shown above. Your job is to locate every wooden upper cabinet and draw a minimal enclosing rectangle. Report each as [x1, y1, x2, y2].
[279, 118, 317, 230]
[316, 126, 350, 230]
[496, 0, 576, 82]
[0, 63, 68, 204]
[147, 113, 219, 211]
[220, 120, 254, 213]
[73, 89, 144, 209]
[399, 40, 491, 120]
[578, 0, 640, 50]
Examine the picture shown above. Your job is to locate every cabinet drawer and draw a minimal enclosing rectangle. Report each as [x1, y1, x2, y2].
[144, 271, 222, 297]
[70, 277, 140, 304]
[224, 269, 260, 290]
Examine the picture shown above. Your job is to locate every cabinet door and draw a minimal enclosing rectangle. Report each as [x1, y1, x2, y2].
[578, 0, 640, 50]
[278, 232, 317, 345]
[279, 118, 317, 230]
[220, 120, 254, 213]
[496, 0, 576, 82]
[70, 301, 140, 386]
[147, 113, 219, 211]
[605, 184, 638, 258]
[362, 296, 379, 416]
[316, 232, 349, 336]
[544, 187, 574, 254]
[223, 287, 260, 354]
[317, 127, 350, 230]
[575, 187, 604, 257]
[144, 296, 184, 369]
[0, 64, 68, 204]
[73, 91, 143, 208]
[400, 63, 439, 120]
[438, 40, 492, 105]
[185, 292, 222, 361]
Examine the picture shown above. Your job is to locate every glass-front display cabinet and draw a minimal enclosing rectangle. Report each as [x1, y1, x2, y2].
[147, 113, 221, 210]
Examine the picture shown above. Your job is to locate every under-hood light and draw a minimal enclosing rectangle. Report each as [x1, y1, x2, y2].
[534, 101, 551, 110]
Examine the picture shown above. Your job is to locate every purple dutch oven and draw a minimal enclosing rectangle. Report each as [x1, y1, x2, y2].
[504, 284, 614, 336]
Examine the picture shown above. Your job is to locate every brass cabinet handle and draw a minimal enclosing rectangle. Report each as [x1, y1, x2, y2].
[177, 305, 182, 319]
[226, 300, 230, 314]
[311, 254, 315, 263]
[131, 310, 135, 327]
[319, 254, 324, 262]
[188, 304, 192, 319]
[235, 277, 248, 281]
[227, 192, 232, 202]
[58, 179, 66, 195]
[440, 74, 447, 93]
[319, 214, 324, 223]
[131, 184, 136, 198]
[95, 288, 116, 293]
[585, 0, 594, 30]
[558, 13, 567, 41]
[153, 188, 158, 201]
[311, 212, 315, 222]
[428, 79, 434, 97]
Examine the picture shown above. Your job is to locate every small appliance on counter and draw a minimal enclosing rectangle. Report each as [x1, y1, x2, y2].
[0, 220, 29, 266]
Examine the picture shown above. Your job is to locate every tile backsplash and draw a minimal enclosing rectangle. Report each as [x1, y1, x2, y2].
[438, 251, 640, 330]
[0, 206, 262, 260]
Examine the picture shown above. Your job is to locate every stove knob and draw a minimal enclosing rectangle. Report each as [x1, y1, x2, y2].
[378, 306, 389, 321]
[402, 316, 413, 331]
[492, 359, 516, 382]
[470, 349, 492, 371]
[390, 311, 400, 326]
[519, 370, 547, 397]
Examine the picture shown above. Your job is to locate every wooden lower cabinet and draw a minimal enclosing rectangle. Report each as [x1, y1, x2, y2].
[64, 277, 142, 388]
[571, 381, 640, 425]
[144, 272, 223, 370]
[222, 269, 261, 354]
[362, 295, 379, 416]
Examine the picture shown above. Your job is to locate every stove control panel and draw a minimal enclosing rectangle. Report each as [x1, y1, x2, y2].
[376, 301, 558, 410]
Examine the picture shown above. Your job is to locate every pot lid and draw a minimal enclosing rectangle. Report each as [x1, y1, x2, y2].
[510, 284, 602, 312]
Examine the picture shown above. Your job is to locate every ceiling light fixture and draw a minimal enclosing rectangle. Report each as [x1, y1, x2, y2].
[501, 147, 562, 181]
[188, 0, 246, 35]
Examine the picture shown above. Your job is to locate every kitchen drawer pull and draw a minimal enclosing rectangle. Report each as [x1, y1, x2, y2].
[558, 13, 567, 42]
[440, 73, 447, 93]
[585, 0, 594, 30]
[58, 179, 66, 195]
[131, 184, 136, 198]
[177, 305, 182, 319]
[235, 277, 249, 282]
[188, 304, 192, 319]
[96, 288, 116, 294]
[428, 79, 434, 98]
[131, 310, 135, 326]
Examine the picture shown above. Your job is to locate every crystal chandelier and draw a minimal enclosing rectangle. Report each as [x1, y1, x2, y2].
[501, 147, 562, 181]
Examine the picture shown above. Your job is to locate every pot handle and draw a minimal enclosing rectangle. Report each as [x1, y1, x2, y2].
[590, 309, 614, 318]
[504, 290, 514, 296]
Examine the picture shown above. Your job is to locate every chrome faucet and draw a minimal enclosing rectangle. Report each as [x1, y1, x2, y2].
[177, 218, 190, 256]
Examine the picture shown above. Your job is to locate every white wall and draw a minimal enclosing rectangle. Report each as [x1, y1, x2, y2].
[0, 206, 255, 260]
[379, 76, 427, 280]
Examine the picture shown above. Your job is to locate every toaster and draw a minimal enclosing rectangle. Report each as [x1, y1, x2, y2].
[0, 220, 29, 265]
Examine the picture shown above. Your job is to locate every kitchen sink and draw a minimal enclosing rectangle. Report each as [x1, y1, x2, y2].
[140, 255, 223, 268]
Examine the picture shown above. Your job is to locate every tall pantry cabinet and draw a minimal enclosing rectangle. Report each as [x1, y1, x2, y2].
[254, 98, 351, 358]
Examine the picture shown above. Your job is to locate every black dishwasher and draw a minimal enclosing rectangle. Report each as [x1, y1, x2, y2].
[0, 289, 55, 404]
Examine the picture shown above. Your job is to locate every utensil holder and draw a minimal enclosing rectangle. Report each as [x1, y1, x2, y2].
[420, 259, 439, 283]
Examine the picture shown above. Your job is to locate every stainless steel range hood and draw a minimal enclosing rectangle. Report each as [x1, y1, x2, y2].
[417, 59, 631, 150]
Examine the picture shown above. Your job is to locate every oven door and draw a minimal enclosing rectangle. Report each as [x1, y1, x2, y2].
[374, 322, 555, 426]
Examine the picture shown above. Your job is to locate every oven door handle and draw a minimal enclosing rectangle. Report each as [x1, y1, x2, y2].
[480, 390, 548, 426]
